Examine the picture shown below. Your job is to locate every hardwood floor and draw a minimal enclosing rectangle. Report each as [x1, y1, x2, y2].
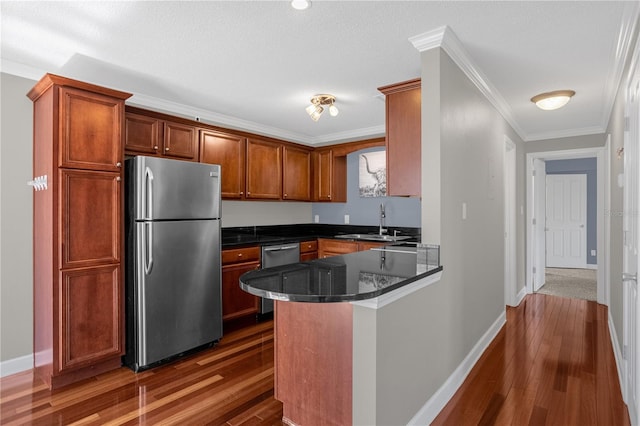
[433, 293, 630, 426]
[0, 319, 283, 425]
[1, 294, 631, 425]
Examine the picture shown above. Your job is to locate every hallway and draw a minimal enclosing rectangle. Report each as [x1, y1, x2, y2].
[433, 294, 629, 425]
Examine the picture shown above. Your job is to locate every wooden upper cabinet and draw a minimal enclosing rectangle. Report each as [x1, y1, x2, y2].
[124, 112, 160, 155]
[246, 138, 282, 199]
[314, 149, 346, 202]
[124, 109, 198, 161]
[163, 120, 198, 161]
[378, 78, 421, 197]
[283, 145, 312, 201]
[60, 87, 123, 172]
[200, 130, 246, 199]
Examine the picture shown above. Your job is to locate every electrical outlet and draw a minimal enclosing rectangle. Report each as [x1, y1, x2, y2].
[314, 215, 319, 223]
[462, 202, 467, 220]
[344, 214, 350, 224]
[591, 250, 596, 256]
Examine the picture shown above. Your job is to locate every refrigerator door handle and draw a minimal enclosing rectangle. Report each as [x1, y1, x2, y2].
[145, 222, 154, 274]
[144, 167, 154, 220]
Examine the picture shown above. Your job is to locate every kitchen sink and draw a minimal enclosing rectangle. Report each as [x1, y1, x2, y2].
[334, 233, 412, 242]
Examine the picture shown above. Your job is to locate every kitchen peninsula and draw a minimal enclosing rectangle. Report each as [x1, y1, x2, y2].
[240, 246, 442, 425]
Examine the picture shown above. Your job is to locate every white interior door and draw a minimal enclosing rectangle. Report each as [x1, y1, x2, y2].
[623, 49, 640, 424]
[545, 174, 587, 268]
[533, 159, 546, 291]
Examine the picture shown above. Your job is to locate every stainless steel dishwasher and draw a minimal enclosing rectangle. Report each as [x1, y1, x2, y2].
[260, 242, 300, 314]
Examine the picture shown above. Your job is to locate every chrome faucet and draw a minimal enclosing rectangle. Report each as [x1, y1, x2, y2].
[379, 203, 387, 235]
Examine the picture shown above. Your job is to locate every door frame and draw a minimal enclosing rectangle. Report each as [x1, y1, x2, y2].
[525, 147, 608, 305]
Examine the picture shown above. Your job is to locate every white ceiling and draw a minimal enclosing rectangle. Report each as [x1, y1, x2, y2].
[1, 1, 638, 145]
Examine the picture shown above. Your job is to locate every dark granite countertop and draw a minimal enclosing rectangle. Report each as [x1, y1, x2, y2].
[222, 224, 420, 249]
[239, 246, 442, 303]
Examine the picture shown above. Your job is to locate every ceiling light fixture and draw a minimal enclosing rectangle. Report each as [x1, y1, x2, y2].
[291, 0, 311, 11]
[530, 90, 576, 111]
[306, 94, 338, 122]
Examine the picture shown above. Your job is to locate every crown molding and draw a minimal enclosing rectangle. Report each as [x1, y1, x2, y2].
[410, 25, 527, 141]
[525, 125, 606, 142]
[603, 1, 640, 126]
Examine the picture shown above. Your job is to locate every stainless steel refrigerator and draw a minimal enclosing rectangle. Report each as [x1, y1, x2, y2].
[124, 156, 222, 372]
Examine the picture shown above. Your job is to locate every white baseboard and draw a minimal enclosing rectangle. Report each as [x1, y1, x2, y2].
[609, 311, 635, 424]
[514, 286, 527, 306]
[585, 264, 598, 270]
[0, 353, 32, 378]
[407, 310, 507, 425]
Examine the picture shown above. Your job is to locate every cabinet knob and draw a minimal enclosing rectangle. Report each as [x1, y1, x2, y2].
[238, 253, 243, 257]
[165, 147, 170, 152]
[284, 193, 288, 198]
[116, 162, 122, 168]
[116, 177, 121, 182]
[154, 145, 159, 150]
[328, 195, 332, 199]
[240, 191, 244, 195]
[247, 192, 250, 196]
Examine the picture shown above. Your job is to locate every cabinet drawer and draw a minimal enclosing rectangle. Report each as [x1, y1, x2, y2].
[299, 240, 318, 254]
[222, 246, 261, 265]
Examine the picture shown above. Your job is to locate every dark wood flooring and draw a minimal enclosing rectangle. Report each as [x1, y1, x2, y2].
[0, 319, 282, 425]
[433, 293, 630, 426]
[0, 294, 631, 425]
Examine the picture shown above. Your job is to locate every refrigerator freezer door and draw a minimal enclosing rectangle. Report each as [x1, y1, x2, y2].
[134, 219, 221, 368]
[132, 156, 221, 220]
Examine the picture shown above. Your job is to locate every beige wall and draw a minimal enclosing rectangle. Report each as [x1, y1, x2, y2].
[1, 73, 35, 361]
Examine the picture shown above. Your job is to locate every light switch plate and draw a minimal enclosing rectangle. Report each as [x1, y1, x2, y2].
[314, 215, 319, 223]
[344, 214, 350, 224]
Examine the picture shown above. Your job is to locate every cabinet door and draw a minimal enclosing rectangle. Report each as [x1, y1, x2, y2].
[317, 239, 358, 258]
[124, 112, 160, 155]
[283, 146, 311, 201]
[163, 121, 198, 160]
[59, 169, 121, 270]
[222, 261, 260, 321]
[200, 130, 246, 199]
[58, 264, 122, 372]
[383, 82, 421, 196]
[357, 241, 386, 251]
[246, 138, 282, 199]
[316, 150, 333, 201]
[59, 87, 123, 171]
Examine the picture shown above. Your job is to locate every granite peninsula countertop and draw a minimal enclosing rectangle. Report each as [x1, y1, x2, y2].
[239, 245, 442, 303]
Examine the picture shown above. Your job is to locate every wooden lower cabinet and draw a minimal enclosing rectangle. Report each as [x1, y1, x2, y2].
[318, 238, 386, 258]
[222, 246, 261, 321]
[59, 265, 122, 371]
[299, 240, 318, 261]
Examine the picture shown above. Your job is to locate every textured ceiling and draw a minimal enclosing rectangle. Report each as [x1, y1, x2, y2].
[1, 1, 638, 145]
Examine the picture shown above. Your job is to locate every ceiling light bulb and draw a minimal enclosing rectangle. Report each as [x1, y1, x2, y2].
[329, 104, 339, 117]
[531, 90, 575, 111]
[291, 0, 311, 10]
[310, 106, 323, 122]
[306, 103, 317, 115]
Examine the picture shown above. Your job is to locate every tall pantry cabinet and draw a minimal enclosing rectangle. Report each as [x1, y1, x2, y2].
[28, 74, 132, 389]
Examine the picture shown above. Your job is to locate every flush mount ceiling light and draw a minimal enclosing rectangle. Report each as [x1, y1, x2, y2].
[306, 94, 339, 122]
[291, 0, 311, 10]
[530, 90, 576, 111]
